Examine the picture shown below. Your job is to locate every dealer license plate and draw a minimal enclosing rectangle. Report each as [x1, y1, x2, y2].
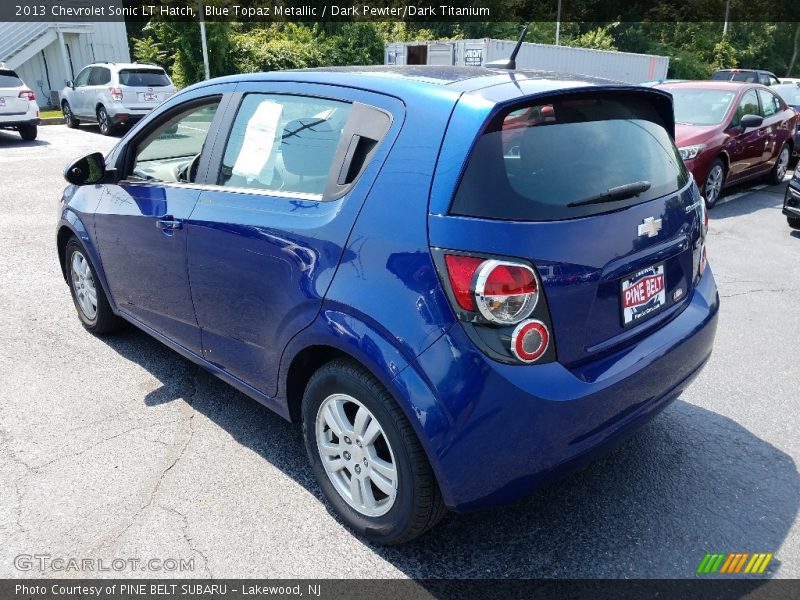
[621, 263, 666, 326]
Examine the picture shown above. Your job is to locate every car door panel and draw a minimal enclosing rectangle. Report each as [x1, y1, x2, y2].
[94, 91, 228, 354]
[70, 67, 92, 117]
[186, 83, 404, 397]
[726, 88, 765, 182]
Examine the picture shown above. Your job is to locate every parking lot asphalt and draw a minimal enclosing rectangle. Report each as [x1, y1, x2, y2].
[0, 124, 798, 580]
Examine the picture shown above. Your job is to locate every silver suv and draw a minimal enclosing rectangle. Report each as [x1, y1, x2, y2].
[60, 62, 177, 135]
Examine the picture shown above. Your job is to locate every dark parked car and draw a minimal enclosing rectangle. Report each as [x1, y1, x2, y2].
[784, 169, 800, 229]
[57, 66, 718, 544]
[711, 69, 780, 86]
[658, 81, 796, 206]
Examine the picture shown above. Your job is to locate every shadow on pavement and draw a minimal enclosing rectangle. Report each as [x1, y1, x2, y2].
[711, 181, 788, 220]
[0, 129, 49, 147]
[98, 327, 799, 579]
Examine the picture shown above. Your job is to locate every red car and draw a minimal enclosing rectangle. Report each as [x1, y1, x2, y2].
[657, 81, 796, 206]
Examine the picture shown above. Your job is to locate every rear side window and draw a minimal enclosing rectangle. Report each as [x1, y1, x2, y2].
[218, 94, 352, 197]
[119, 69, 171, 87]
[450, 93, 688, 221]
[88, 67, 111, 86]
[0, 71, 22, 87]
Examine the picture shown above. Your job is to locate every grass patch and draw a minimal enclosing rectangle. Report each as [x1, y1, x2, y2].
[40, 109, 63, 119]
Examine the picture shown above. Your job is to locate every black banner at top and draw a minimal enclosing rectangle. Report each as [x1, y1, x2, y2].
[1, 0, 799, 23]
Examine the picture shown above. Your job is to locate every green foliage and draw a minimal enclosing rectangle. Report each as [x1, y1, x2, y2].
[131, 37, 165, 65]
[567, 27, 618, 51]
[711, 39, 738, 70]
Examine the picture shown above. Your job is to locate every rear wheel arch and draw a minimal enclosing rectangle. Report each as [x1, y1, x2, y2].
[285, 344, 353, 423]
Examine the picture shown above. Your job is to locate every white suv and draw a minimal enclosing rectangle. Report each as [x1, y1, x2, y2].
[60, 62, 177, 135]
[0, 66, 40, 141]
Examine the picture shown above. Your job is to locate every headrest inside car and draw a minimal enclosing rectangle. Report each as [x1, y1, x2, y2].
[281, 118, 339, 177]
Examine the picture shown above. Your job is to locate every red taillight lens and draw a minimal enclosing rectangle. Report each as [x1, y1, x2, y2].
[109, 87, 123, 101]
[443, 254, 483, 311]
[18, 90, 35, 101]
[511, 319, 550, 363]
[475, 260, 538, 324]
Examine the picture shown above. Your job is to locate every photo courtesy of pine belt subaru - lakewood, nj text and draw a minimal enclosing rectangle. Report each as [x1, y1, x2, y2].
[56, 65, 719, 544]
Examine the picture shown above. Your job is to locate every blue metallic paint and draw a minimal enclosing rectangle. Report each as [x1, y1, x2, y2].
[57, 67, 719, 513]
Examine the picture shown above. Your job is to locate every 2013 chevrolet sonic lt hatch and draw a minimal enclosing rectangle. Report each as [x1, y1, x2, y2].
[57, 66, 719, 544]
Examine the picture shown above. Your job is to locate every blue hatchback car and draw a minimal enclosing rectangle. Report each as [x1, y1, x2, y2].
[57, 66, 719, 544]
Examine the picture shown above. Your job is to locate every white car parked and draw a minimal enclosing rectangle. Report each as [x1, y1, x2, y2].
[60, 62, 177, 135]
[0, 65, 40, 141]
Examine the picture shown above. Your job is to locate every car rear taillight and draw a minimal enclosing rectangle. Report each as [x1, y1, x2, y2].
[474, 260, 538, 325]
[18, 90, 35, 101]
[438, 251, 555, 365]
[109, 87, 123, 101]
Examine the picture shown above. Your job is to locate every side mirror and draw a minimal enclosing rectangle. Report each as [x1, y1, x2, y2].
[66, 80, 74, 89]
[739, 114, 764, 130]
[64, 152, 106, 186]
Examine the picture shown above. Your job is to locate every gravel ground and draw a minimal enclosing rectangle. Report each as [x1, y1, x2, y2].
[0, 124, 798, 579]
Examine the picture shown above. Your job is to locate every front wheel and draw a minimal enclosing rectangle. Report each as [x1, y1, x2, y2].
[97, 106, 114, 136]
[768, 144, 790, 185]
[704, 159, 726, 208]
[62, 102, 79, 128]
[302, 359, 446, 545]
[65, 237, 124, 334]
[18, 124, 37, 140]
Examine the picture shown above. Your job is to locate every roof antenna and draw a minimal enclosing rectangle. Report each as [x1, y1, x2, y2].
[485, 23, 529, 70]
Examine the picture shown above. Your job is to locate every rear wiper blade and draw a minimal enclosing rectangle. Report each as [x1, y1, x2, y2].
[567, 181, 651, 207]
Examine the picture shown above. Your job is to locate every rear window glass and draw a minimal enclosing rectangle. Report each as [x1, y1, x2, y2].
[0, 71, 22, 87]
[450, 93, 688, 221]
[119, 69, 171, 87]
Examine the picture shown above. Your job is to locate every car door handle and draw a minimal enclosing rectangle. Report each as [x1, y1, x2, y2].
[156, 217, 183, 231]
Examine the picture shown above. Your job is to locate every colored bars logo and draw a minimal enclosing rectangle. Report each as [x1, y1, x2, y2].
[696, 553, 773, 575]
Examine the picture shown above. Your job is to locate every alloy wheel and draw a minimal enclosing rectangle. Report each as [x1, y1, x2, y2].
[705, 164, 724, 205]
[98, 108, 109, 134]
[776, 147, 789, 181]
[71, 251, 98, 320]
[315, 393, 398, 517]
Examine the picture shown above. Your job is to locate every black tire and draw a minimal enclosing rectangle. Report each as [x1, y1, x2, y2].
[65, 237, 124, 334]
[62, 102, 79, 128]
[97, 105, 114, 136]
[788, 216, 800, 230]
[302, 358, 447, 545]
[767, 143, 791, 185]
[703, 158, 726, 208]
[18, 124, 37, 140]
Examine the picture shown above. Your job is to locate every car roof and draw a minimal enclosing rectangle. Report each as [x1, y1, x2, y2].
[657, 80, 760, 92]
[86, 62, 166, 70]
[202, 65, 637, 102]
[714, 68, 774, 74]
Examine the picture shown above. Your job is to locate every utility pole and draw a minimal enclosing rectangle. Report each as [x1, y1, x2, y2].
[722, 0, 730, 37]
[555, 0, 562, 45]
[198, 2, 210, 80]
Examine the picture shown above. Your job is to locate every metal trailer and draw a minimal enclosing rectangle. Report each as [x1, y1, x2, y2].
[385, 38, 670, 84]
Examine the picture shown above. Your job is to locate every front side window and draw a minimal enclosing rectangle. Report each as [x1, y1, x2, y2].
[732, 90, 761, 126]
[450, 93, 687, 221]
[73, 68, 91, 87]
[218, 94, 352, 197]
[130, 101, 219, 184]
[757, 89, 781, 117]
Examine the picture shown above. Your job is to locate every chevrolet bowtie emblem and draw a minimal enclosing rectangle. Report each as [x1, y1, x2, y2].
[638, 217, 662, 238]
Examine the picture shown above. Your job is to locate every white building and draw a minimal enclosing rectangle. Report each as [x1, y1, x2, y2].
[0, 21, 130, 107]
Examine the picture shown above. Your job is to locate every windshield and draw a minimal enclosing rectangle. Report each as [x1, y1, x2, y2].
[668, 88, 736, 125]
[773, 85, 800, 106]
[450, 92, 688, 221]
[119, 69, 171, 87]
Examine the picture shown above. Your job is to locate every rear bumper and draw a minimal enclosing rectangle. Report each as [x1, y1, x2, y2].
[412, 267, 719, 511]
[0, 118, 39, 128]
